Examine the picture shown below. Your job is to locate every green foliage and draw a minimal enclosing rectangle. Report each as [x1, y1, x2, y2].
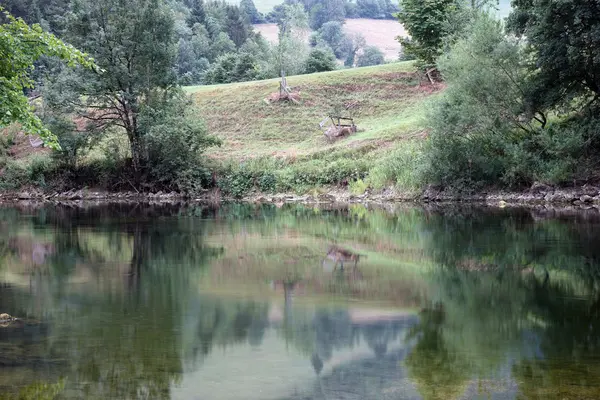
[218, 165, 254, 198]
[144, 92, 221, 194]
[308, 0, 346, 30]
[355, 0, 399, 19]
[397, 0, 458, 69]
[305, 48, 337, 74]
[0, 154, 54, 190]
[367, 143, 425, 190]
[0, 379, 65, 400]
[349, 178, 368, 195]
[423, 14, 527, 188]
[240, 0, 265, 24]
[315, 21, 348, 59]
[0, 8, 94, 147]
[258, 171, 277, 192]
[204, 52, 262, 84]
[274, 3, 310, 78]
[356, 46, 385, 67]
[422, 13, 599, 189]
[61, 0, 178, 174]
[507, 0, 600, 113]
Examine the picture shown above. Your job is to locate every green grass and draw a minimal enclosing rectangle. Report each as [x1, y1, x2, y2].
[186, 62, 441, 192]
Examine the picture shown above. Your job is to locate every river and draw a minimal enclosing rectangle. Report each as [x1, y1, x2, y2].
[0, 203, 599, 399]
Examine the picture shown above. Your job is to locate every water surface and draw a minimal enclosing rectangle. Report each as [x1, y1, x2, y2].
[1, 203, 600, 399]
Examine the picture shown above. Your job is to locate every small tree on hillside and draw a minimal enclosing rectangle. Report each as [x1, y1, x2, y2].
[396, 0, 457, 72]
[305, 48, 337, 73]
[274, 3, 309, 97]
[357, 46, 385, 67]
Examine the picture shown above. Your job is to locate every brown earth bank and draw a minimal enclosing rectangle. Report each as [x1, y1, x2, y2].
[3, 182, 600, 212]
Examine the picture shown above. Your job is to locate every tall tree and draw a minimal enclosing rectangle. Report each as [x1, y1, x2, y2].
[396, 0, 457, 70]
[240, 0, 264, 24]
[507, 0, 600, 113]
[186, 0, 206, 27]
[0, 7, 94, 147]
[225, 4, 250, 47]
[60, 0, 177, 176]
[275, 3, 309, 81]
[309, 0, 346, 30]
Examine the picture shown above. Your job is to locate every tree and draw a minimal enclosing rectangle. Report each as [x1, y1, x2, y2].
[305, 48, 337, 73]
[309, 0, 346, 30]
[58, 0, 180, 178]
[356, 46, 385, 67]
[343, 33, 366, 67]
[225, 5, 250, 47]
[507, 0, 600, 113]
[204, 52, 261, 84]
[317, 21, 348, 59]
[423, 14, 541, 188]
[396, 0, 458, 70]
[240, 0, 264, 24]
[275, 4, 310, 82]
[186, 0, 206, 27]
[0, 7, 94, 147]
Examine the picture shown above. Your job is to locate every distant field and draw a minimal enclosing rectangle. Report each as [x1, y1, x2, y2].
[230, 0, 511, 18]
[224, 0, 280, 13]
[254, 19, 406, 61]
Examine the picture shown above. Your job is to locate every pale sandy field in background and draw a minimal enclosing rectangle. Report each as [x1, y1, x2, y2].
[254, 18, 407, 61]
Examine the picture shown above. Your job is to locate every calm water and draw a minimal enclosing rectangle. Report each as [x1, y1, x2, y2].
[1, 203, 600, 400]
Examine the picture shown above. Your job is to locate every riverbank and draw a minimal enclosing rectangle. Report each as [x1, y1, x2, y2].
[4, 182, 600, 211]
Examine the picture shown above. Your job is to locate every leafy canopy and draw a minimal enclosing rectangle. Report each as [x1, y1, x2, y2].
[0, 7, 94, 147]
[507, 0, 600, 112]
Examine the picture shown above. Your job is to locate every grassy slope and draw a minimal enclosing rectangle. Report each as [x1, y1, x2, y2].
[187, 62, 441, 189]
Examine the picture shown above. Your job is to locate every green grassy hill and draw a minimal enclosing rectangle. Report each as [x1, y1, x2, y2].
[187, 62, 442, 194]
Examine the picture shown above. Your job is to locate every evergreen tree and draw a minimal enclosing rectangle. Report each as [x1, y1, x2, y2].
[186, 0, 206, 27]
[240, 0, 264, 24]
[225, 5, 250, 47]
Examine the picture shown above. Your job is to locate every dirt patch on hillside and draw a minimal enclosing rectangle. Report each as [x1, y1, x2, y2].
[6, 133, 50, 160]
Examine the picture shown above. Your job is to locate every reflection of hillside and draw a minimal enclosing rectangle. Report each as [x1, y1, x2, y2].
[1, 203, 600, 398]
[178, 299, 419, 400]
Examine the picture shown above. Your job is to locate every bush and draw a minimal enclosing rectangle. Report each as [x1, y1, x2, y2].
[0, 154, 54, 190]
[218, 165, 254, 198]
[144, 94, 221, 194]
[356, 46, 385, 67]
[258, 171, 277, 193]
[305, 48, 337, 73]
[422, 15, 532, 190]
[367, 143, 425, 190]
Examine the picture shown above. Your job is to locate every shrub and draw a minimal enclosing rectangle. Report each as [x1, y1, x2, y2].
[258, 172, 277, 193]
[356, 46, 385, 67]
[144, 94, 221, 194]
[349, 179, 368, 195]
[422, 14, 532, 190]
[367, 143, 425, 190]
[146, 116, 218, 194]
[305, 48, 337, 73]
[0, 154, 54, 190]
[218, 166, 254, 198]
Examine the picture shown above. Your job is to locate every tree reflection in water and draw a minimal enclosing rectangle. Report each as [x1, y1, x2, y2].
[0, 204, 599, 399]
